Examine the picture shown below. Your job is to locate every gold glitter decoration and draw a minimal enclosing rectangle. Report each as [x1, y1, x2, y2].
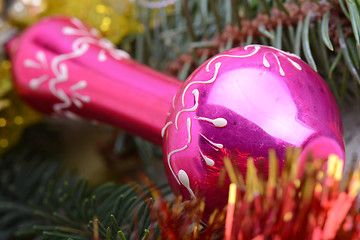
[0, 118, 6, 127]
[14, 116, 24, 125]
[0, 0, 3, 16]
[43, 0, 143, 44]
[100, 16, 111, 32]
[0, 138, 8, 148]
[0, 60, 12, 111]
[1, 60, 11, 70]
[96, 4, 107, 14]
[6, 0, 175, 44]
[0, 59, 41, 154]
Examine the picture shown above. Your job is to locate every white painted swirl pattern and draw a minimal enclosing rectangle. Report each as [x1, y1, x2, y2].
[163, 45, 305, 200]
[23, 18, 130, 118]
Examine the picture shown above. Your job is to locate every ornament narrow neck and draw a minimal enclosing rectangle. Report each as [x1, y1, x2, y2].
[299, 136, 345, 172]
[5, 35, 19, 57]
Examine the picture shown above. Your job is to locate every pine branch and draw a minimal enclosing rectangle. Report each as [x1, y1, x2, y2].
[0, 135, 163, 240]
[122, 0, 360, 106]
[1, 124, 359, 240]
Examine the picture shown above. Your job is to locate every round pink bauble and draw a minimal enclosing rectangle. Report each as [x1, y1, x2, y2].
[162, 45, 344, 216]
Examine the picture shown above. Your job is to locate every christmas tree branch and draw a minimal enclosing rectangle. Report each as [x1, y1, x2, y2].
[0, 140, 160, 240]
[121, 0, 360, 106]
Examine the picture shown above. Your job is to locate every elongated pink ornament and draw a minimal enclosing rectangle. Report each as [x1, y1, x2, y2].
[7, 17, 181, 145]
[7, 17, 345, 216]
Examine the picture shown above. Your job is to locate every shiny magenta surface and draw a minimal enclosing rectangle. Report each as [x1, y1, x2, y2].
[162, 45, 344, 215]
[8, 17, 181, 145]
[8, 17, 345, 216]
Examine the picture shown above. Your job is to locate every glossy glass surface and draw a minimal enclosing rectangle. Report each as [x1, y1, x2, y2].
[163, 45, 344, 216]
[8, 17, 181, 145]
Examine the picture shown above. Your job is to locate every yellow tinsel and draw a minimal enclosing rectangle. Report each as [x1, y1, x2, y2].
[8, 0, 143, 44]
[0, 59, 41, 154]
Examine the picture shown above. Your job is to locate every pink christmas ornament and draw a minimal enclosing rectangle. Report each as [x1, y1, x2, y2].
[7, 17, 344, 216]
[162, 45, 344, 216]
[7, 17, 181, 145]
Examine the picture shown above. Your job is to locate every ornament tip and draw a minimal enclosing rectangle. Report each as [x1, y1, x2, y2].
[5, 35, 20, 57]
